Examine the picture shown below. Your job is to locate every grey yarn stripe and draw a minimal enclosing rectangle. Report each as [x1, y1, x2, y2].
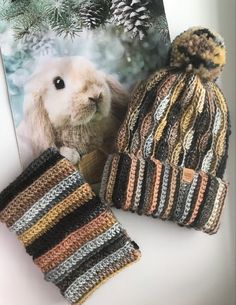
[64, 241, 135, 303]
[154, 164, 170, 217]
[173, 181, 190, 221]
[178, 173, 199, 224]
[45, 222, 123, 284]
[144, 93, 171, 158]
[195, 177, 219, 228]
[11, 171, 83, 234]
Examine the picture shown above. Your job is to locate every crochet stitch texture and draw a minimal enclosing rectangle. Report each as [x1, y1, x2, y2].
[100, 27, 230, 234]
[0, 148, 140, 304]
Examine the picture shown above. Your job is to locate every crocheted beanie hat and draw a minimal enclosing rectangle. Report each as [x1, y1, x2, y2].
[101, 27, 230, 234]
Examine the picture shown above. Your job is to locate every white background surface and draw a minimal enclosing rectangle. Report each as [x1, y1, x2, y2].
[0, 0, 235, 305]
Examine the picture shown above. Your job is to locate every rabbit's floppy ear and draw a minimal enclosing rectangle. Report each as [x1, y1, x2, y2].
[23, 91, 55, 154]
[105, 75, 130, 122]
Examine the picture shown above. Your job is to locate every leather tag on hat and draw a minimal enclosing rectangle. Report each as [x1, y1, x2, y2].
[182, 168, 195, 183]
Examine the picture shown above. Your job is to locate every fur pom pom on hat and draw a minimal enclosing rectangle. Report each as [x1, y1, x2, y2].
[100, 27, 230, 234]
[170, 27, 226, 81]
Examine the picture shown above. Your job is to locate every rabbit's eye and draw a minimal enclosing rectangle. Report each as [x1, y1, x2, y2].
[53, 76, 65, 90]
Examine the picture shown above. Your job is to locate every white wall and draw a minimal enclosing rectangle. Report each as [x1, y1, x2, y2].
[166, 2, 236, 304]
[0, 1, 235, 305]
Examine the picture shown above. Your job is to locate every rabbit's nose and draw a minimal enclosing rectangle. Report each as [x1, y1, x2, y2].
[89, 93, 102, 104]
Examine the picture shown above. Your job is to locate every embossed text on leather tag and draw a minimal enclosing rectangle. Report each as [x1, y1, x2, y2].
[182, 168, 195, 183]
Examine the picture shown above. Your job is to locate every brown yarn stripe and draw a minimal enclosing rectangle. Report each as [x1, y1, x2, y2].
[0, 148, 62, 212]
[101, 151, 228, 234]
[124, 157, 139, 210]
[143, 160, 156, 214]
[104, 154, 120, 205]
[116, 70, 172, 153]
[146, 159, 162, 215]
[35, 210, 116, 273]
[0, 158, 75, 227]
[0, 148, 141, 305]
[185, 172, 208, 225]
[19, 183, 94, 246]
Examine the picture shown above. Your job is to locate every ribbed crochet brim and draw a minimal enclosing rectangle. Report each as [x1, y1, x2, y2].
[0, 148, 141, 305]
[100, 153, 228, 234]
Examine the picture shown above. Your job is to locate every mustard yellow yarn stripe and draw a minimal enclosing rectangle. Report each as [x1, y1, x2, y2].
[19, 183, 94, 246]
[171, 76, 200, 164]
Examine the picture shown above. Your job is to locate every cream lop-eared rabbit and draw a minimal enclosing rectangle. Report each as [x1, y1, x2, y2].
[17, 56, 129, 168]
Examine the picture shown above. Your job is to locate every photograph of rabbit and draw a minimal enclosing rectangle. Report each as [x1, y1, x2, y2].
[0, 0, 170, 184]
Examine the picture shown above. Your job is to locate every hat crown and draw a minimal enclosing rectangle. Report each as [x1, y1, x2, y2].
[116, 68, 230, 178]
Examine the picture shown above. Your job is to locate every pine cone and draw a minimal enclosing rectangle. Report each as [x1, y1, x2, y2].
[80, 1, 108, 29]
[19, 28, 55, 56]
[112, 0, 151, 39]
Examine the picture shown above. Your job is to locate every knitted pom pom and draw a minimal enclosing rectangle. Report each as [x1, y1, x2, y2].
[170, 27, 226, 81]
